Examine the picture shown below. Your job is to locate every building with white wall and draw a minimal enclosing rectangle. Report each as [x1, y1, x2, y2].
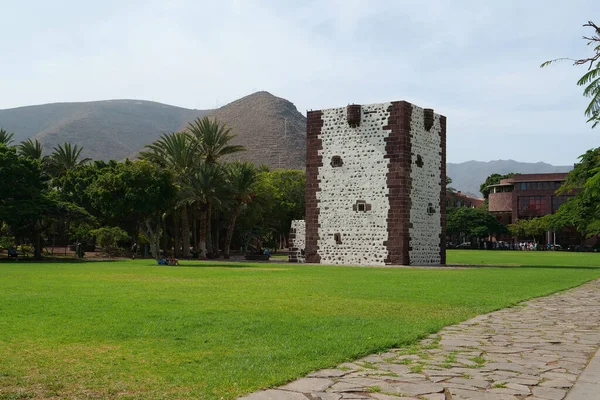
[304, 101, 446, 266]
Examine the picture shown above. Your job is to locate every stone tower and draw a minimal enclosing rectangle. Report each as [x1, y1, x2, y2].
[304, 101, 446, 266]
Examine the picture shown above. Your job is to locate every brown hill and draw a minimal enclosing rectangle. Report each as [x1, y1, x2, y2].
[0, 92, 306, 169]
[203, 91, 306, 169]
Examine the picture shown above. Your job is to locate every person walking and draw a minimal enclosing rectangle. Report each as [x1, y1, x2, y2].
[131, 242, 138, 259]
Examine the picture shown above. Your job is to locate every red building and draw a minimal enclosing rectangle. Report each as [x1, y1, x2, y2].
[488, 173, 579, 245]
[447, 191, 484, 209]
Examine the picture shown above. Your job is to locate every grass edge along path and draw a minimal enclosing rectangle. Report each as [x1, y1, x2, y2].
[447, 249, 600, 267]
[0, 260, 599, 399]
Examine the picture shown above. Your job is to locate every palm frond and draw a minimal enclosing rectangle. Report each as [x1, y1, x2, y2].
[48, 143, 89, 176]
[0, 129, 14, 145]
[18, 138, 44, 160]
[186, 117, 245, 164]
[577, 67, 600, 86]
[540, 58, 574, 68]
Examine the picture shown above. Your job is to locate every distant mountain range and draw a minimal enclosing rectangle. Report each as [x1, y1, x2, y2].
[0, 91, 307, 170]
[447, 160, 573, 197]
[0, 92, 572, 195]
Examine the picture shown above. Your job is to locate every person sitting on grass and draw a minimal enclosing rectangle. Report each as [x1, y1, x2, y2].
[168, 257, 179, 266]
[7, 247, 17, 260]
[157, 258, 167, 265]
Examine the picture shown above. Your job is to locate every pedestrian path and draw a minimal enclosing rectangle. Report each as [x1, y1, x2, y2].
[240, 279, 600, 400]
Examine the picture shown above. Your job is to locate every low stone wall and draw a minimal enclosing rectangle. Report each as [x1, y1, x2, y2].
[289, 220, 305, 263]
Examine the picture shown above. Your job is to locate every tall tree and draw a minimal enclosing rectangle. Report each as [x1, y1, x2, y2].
[48, 143, 91, 177]
[186, 117, 246, 164]
[184, 117, 245, 256]
[0, 144, 46, 257]
[560, 147, 600, 197]
[0, 144, 88, 258]
[263, 169, 306, 242]
[447, 207, 506, 242]
[545, 196, 600, 243]
[88, 160, 176, 259]
[186, 163, 227, 258]
[141, 132, 197, 257]
[509, 217, 549, 244]
[223, 162, 258, 258]
[541, 21, 600, 127]
[18, 138, 45, 161]
[56, 161, 118, 223]
[0, 129, 14, 146]
[550, 147, 600, 242]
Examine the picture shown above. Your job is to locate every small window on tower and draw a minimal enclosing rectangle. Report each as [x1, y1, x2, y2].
[416, 155, 424, 168]
[353, 200, 371, 212]
[331, 155, 343, 167]
[427, 203, 436, 215]
[334, 233, 342, 244]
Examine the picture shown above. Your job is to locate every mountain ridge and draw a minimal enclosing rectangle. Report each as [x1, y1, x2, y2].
[0, 93, 572, 193]
[447, 159, 572, 197]
[0, 92, 307, 169]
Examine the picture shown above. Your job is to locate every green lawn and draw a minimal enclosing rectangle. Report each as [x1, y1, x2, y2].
[448, 249, 600, 267]
[1, 260, 599, 399]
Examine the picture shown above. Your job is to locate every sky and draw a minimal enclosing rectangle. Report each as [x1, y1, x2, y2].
[1, 0, 599, 165]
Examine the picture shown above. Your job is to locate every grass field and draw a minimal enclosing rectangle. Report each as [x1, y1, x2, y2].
[1, 257, 599, 399]
[448, 249, 600, 267]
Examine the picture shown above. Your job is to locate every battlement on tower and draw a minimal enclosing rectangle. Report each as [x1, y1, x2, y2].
[304, 101, 446, 266]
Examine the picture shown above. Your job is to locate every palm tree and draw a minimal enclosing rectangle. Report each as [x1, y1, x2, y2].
[186, 163, 227, 258]
[140, 132, 197, 171]
[18, 139, 45, 161]
[186, 117, 246, 164]
[48, 143, 91, 177]
[446, 176, 456, 194]
[0, 129, 14, 145]
[141, 132, 197, 257]
[223, 162, 258, 258]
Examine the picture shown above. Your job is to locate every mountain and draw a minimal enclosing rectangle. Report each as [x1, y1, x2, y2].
[447, 160, 573, 197]
[0, 91, 307, 169]
[0, 100, 211, 161]
[0, 93, 573, 185]
[203, 91, 306, 169]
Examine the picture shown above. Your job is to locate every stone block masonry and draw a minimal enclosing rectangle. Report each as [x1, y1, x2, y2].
[304, 101, 446, 266]
[288, 220, 305, 263]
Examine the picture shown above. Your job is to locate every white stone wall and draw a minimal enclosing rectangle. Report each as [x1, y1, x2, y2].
[289, 220, 305, 253]
[408, 105, 442, 265]
[316, 103, 392, 265]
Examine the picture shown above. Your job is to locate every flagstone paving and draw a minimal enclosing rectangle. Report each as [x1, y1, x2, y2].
[240, 279, 600, 400]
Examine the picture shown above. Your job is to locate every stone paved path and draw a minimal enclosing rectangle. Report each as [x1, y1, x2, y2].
[240, 279, 600, 400]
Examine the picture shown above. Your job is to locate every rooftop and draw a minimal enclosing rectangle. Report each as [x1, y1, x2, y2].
[496, 173, 569, 186]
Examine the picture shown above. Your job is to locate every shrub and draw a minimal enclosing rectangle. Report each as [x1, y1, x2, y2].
[91, 227, 129, 258]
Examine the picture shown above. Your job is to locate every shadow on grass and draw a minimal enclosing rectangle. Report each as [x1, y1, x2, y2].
[175, 261, 281, 269]
[175, 262, 600, 270]
[449, 264, 600, 270]
[0, 257, 120, 264]
[509, 265, 600, 270]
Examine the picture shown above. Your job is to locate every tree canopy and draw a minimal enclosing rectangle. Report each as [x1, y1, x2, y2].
[0, 116, 309, 260]
[546, 147, 600, 241]
[479, 173, 517, 199]
[542, 21, 600, 127]
[0, 143, 90, 258]
[447, 207, 506, 241]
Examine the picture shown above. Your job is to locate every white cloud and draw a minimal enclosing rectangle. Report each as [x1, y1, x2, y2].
[0, 0, 598, 164]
